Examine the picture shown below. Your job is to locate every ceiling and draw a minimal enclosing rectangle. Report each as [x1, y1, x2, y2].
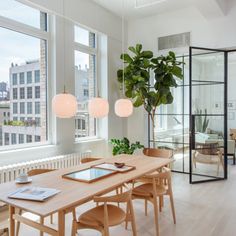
[93, 0, 233, 19]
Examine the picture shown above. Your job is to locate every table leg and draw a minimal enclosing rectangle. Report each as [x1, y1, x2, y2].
[58, 210, 65, 236]
[9, 205, 15, 236]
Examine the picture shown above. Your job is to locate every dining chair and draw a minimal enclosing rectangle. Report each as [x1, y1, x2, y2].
[80, 157, 101, 164]
[71, 184, 137, 236]
[16, 168, 56, 236]
[143, 147, 173, 159]
[0, 203, 9, 236]
[132, 167, 176, 236]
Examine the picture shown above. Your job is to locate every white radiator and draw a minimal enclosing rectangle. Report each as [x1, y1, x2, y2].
[0, 151, 91, 184]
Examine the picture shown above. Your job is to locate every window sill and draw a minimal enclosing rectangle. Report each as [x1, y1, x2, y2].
[74, 137, 105, 144]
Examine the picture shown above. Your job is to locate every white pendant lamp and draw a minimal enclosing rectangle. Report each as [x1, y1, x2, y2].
[88, 97, 109, 118]
[52, 0, 77, 118]
[52, 88, 77, 118]
[115, 0, 133, 118]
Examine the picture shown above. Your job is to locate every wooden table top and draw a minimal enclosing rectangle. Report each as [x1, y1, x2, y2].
[0, 154, 171, 217]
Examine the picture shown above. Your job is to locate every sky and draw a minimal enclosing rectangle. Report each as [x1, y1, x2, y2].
[0, 0, 90, 85]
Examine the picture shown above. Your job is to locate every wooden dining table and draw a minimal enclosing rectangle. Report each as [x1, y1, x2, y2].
[0, 154, 171, 236]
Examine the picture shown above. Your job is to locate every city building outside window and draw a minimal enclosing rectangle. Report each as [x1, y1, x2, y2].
[27, 102, 32, 114]
[34, 70, 40, 83]
[20, 87, 25, 99]
[12, 73, 17, 85]
[20, 72, 24, 84]
[18, 134, 24, 144]
[35, 117, 40, 127]
[35, 102, 40, 114]
[27, 87, 32, 99]
[11, 133, 16, 145]
[4, 133, 9, 145]
[26, 135, 32, 143]
[20, 102, 25, 114]
[35, 86, 40, 99]
[74, 25, 97, 140]
[35, 135, 41, 142]
[13, 103, 17, 114]
[13, 88, 17, 99]
[27, 71, 32, 84]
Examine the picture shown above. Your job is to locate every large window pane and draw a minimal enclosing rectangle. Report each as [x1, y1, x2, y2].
[0, 0, 47, 30]
[0, 26, 47, 148]
[75, 50, 96, 139]
[74, 25, 95, 48]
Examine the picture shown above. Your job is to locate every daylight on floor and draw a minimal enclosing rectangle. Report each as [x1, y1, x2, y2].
[0, 0, 236, 236]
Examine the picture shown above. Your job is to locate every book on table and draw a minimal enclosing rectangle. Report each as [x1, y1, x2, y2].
[8, 187, 60, 202]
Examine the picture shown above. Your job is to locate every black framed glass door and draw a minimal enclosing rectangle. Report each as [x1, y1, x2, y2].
[189, 47, 228, 183]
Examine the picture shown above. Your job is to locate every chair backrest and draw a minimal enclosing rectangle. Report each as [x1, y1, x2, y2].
[81, 157, 101, 164]
[27, 169, 55, 177]
[94, 184, 132, 203]
[143, 148, 173, 159]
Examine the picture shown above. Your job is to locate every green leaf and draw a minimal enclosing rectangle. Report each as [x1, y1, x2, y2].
[125, 90, 132, 98]
[136, 44, 142, 53]
[121, 53, 133, 63]
[172, 66, 183, 79]
[141, 51, 153, 58]
[169, 51, 176, 59]
[133, 96, 143, 107]
[128, 46, 137, 55]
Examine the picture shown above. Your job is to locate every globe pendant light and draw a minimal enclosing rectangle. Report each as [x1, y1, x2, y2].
[52, 0, 77, 118]
[52, 87, 77, 118]
[115, 0, 133, 118]
[88, 97, 109, 118]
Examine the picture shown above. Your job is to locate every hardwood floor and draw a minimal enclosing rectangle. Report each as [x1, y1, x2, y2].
[18, 165, 236, 236]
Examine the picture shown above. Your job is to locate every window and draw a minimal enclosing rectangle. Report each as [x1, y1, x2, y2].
[0, 1, 49, 149]
[12, 73, 17, 85]
[27, 87, 32, 98]
[83, 89, 89, 97]
[35, 136, 41, 142]
[11, 134, 16, 145]
[35, 86, 40, 98]
[20, 102, 25, 114]
[4, 133, 9, 145]
[20, 87, 25, 99]
[0, 0, 47, 30]
[13, 103, 17, 114]
[35, 117, 41, 127]
[3, 112, 6, 117]
[20, 72, 24, 84]
[19, 134, 24, 144]
[35, 70, 40, 83]
[74, 25, 96, 48]
[27, 102, 32, 114]
[35, 102, 40, 114]
[13, 88, 17, 99]
[74, 26, 97, 141]
[26, 135, 32, 143]
[27, 71, 32, 84]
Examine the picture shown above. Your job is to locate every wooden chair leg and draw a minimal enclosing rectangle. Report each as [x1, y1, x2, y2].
[153, 198, 160, 236]
[16, 209, 22, 236]
[159, 197, 162, 212]
[145, 199, 148, 216]
[116, 188, 120, 207]
[169, 193, 176, 224]
[71, 220, 77, 236]
[129, 200, 137, 236]
[40, 217, 44, 236]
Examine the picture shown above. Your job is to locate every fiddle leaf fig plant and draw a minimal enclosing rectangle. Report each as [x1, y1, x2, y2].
[110, 137, 144, 156]
[117, 44, 184, 143]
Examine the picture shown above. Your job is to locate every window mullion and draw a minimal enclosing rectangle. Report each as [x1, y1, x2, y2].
[0, 15, 49, 40]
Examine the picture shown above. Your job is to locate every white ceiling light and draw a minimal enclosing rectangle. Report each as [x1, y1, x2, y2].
[52, 0, 77, 118]
[114, 0, 133, 118]
[135, 0, 167, 9]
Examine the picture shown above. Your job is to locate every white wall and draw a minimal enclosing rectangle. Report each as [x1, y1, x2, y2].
[0, 0, 125, 166]
[127, 4, 236, 144]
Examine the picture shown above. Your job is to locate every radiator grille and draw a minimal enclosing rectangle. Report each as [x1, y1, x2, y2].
[0, 151, 91, 184]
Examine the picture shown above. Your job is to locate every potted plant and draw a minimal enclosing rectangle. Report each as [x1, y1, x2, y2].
[110, 137, 144, 156]
[117, 44, 184, 144]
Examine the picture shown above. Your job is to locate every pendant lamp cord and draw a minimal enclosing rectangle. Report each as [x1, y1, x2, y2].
[122, 0, 125, 96]
[63, 0, 66, 93]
